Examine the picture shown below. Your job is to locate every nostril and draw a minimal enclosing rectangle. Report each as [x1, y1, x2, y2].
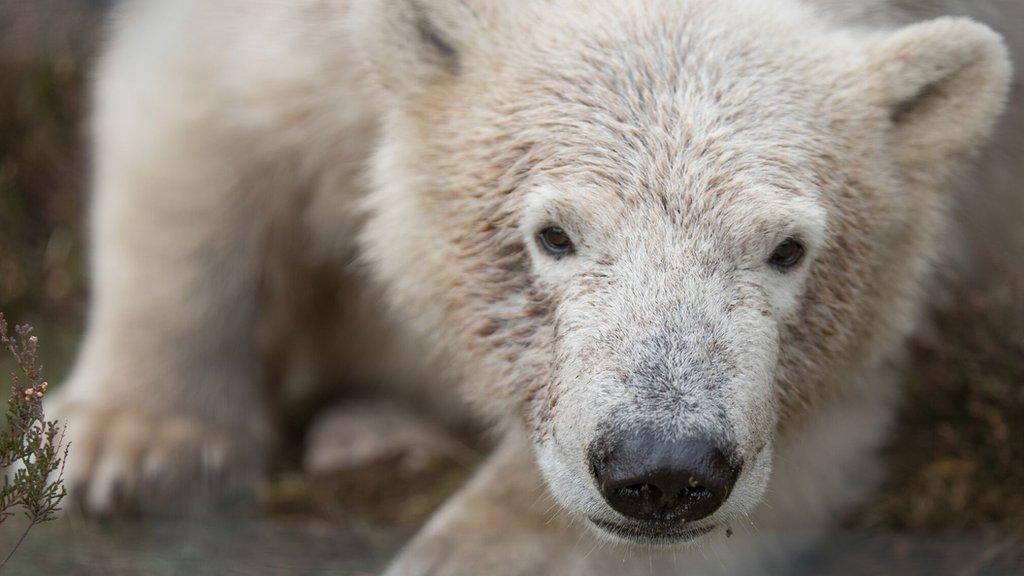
[623, 484, 647, 496]
[617, 483, 662, 502]
[679, 484, 714, 509]
[682, 477, 712, 497]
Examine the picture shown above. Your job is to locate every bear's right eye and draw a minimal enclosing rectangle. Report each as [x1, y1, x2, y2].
[537, 226, 575, 258]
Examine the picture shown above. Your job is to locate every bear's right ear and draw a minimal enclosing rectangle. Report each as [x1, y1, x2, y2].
[349, 0, 502, 101]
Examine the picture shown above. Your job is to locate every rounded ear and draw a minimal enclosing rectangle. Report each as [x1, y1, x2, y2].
[867, 17, 1012, 172]
[348, 0, 500, 101]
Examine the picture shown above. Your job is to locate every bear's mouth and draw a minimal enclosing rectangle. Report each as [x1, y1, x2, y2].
[588, 517, 715, 545]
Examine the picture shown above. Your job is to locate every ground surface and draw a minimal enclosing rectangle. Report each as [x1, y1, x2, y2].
[1, 2, 1022, 574]
[2, 519, 1023, 575]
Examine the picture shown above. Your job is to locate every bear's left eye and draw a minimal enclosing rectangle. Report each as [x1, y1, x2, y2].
[537, 226, 575, 257]
[769, 238, 805, 271]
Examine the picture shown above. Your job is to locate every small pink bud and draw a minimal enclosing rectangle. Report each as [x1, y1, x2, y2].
[28, 336, 38, 344]
[40, 382, 48, 391]
[24, 388, 34, 396]
[35, 391, 43, 398]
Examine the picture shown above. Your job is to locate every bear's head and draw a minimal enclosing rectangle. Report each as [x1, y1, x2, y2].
[353, 0, 1010, 545]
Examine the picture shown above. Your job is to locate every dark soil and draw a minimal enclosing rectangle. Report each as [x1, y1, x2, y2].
[854, 278, 1024, 536]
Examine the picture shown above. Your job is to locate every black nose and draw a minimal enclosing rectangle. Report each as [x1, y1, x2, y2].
[589, 428, 740, 524]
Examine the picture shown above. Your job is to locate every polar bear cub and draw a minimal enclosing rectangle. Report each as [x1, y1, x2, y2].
[54, 0, 1012, 574]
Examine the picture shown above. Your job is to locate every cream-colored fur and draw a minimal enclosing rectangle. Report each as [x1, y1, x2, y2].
[52, 0, 1014, 573]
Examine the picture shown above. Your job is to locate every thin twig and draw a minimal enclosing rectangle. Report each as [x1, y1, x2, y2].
[0, 313, 68, 572]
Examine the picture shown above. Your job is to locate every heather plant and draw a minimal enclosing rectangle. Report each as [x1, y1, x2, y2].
[0, 313, 68, 571]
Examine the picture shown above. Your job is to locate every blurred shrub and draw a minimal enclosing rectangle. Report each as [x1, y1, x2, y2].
[0, 56, 86, 323]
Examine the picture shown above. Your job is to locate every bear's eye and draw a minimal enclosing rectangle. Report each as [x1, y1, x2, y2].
[769, 238, 805, 271]
[537, 226, 574, 257]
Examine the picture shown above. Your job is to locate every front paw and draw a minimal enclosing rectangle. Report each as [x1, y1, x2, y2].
[383, 431, 588, 576]
[49, 397, 268, 517]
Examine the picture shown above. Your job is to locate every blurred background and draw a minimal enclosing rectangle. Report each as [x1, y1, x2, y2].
[0, 1, 1022, 574]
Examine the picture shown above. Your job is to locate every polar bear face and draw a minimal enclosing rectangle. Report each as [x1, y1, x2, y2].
[354, 0, 1009, 545]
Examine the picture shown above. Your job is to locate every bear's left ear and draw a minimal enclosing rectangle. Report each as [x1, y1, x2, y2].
[866, 17, 1012, 172]
[349, 0, 504, 102]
